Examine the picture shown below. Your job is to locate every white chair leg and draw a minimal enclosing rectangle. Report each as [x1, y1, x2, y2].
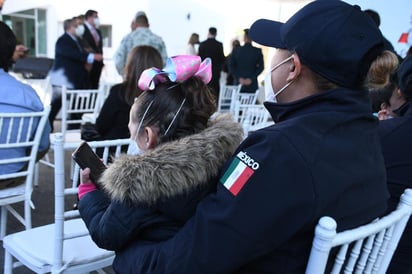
[34, 162, 39, 187]
[24, 199, 32, 230]
[1, 206, 7, 240]
[4, 249, 13, 274]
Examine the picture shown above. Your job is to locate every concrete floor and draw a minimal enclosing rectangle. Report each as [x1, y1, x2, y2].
[0, 122, 115, 273]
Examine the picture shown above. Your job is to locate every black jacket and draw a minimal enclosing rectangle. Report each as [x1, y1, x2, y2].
[79, 114, 244, 251]
[82, 24, 104, 89]
[95, 83, 130, 140]
[50, 33, 89, 89]
[230, 43, 264, 93]
[112, 88, 389, 274]
[379, 100, 412, 274]
[198, 38, 225, 94]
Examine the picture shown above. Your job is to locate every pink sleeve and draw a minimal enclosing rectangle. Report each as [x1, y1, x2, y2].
[78, 183, 98, 200]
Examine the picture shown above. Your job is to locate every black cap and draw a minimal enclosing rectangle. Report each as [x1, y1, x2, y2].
[249, 0, 384, 89]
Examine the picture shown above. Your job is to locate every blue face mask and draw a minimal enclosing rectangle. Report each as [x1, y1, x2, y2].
[127, 139, 144, 155]
[127, 100, 154, 155]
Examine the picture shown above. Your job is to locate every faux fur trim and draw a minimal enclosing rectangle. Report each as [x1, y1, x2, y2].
[100, 113, 243, 205]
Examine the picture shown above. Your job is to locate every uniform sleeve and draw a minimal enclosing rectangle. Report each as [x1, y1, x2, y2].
[114, 36, 129, 75]
[112, 131, 316, 273]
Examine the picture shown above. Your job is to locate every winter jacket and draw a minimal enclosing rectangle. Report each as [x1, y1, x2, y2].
[379, 100, 412, 274]
[112, 88, 389, 274]
[79, 113, 243, 251]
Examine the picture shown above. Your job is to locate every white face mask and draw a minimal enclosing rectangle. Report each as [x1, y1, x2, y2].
[75, 25, 85, 37]
[264, 56, 294, 103]
[94, 18, 100, 28]
[127, 100, 154, 155]
[127, 139, 144, 155]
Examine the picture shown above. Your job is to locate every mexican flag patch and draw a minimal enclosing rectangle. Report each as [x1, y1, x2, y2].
[220, 151, 259, 196]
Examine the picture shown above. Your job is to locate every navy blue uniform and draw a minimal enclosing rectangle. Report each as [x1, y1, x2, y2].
[379, 100, 412, 274]
[113, 88, 389, 274]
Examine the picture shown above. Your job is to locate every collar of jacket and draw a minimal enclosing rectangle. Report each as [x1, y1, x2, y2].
[264, 88, 371, 123]
[393, 99, 412, 117]
[100, 113, 243, 205]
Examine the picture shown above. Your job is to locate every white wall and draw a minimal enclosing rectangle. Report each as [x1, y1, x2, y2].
[1, 0, 308, 57]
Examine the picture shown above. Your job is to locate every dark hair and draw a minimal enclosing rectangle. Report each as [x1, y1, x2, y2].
[209, 27, 217, 36]
[123, 45, 163, 105]
[0, 21, 17, 71]
[135, 14, 149, 26]
[85, 9, 98, 19]
[132, 77, 217, 144]
[188, 33, 199, 45]
[369, 80, 397, 112]
[365, 50, 399, 111]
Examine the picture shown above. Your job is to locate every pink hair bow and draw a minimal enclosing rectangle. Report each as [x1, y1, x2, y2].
[138, 55, 212, 91]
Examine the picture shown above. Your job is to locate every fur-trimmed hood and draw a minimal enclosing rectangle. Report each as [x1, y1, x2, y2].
[100, 113, 243, 205]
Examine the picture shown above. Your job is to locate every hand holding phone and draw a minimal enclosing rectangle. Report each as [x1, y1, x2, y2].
[72, 142, 107, 185]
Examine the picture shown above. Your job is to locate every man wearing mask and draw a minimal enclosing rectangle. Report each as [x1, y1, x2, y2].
[82, 9, 104, 89]
[48, 18, 103, 131]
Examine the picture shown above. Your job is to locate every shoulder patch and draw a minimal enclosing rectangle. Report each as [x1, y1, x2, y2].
[220, 151, 259, 196]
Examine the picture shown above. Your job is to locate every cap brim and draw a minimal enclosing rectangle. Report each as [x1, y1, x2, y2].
[249, 19, 286, 49]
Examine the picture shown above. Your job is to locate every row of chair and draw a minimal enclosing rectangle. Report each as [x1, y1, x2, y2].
[218, 85, 272, 136]
[2, 83, 412, 273]
[3, 133, 130, 273]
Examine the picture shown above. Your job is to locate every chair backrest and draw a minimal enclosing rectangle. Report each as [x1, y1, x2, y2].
[0, 107, 51, 238]
[53, 134, 130, 271]
[61, 86, 101, 136]
[217, 84, 241, 113]
[233, 103, 270, 136]
[237, 89, 259, 105]
[0, 107, 50, 182]
[305, 188, 412, 274]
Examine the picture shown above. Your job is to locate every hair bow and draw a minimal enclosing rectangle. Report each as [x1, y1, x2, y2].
[138, 55, 212, 91]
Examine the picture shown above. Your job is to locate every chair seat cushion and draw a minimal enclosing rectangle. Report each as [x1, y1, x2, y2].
[0, 183, 25, 199]
[3, 218, 114, 270]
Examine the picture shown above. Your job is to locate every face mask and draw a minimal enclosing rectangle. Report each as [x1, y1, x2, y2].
[127, 139, 144, 155]
[127, 100, 154, 155]
[94, 18, 100, 28]
[75, 25, 85, 37]
[264, 56, 294, 103]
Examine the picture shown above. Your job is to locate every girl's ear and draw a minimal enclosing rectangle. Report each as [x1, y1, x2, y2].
[144, 126, 159, 149]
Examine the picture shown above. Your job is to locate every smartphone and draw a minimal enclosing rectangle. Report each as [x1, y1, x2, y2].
[72, 141, 107, 184]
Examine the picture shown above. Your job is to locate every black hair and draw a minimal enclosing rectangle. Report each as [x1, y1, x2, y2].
[0, 21, 17, 71]
[132, 77, 217, 144]
[209, 27, 217, 36]
[85, 9, 98, 19]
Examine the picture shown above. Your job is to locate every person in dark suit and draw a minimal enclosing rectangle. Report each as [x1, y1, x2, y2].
[198, 27, 225, 100]
[230, 29, 264, 93]
[82, 9, 104, 89]
[48, 18, 103, 131]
